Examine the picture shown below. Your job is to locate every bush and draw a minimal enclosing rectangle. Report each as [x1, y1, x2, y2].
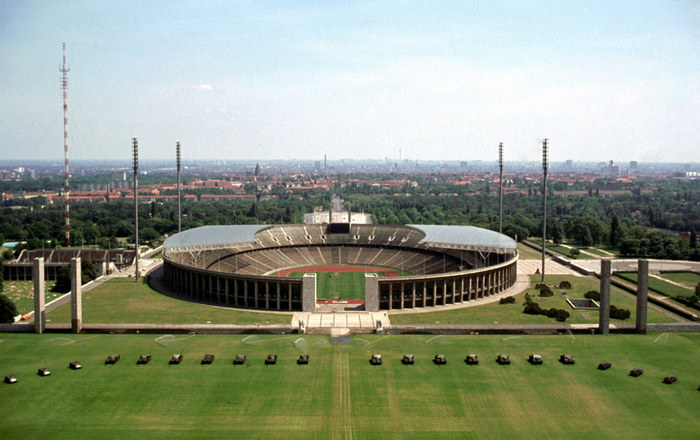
[536, 283, 553, 297]
[558, 280, 572, 289]
[569, 248, 580, 259]
[0, 294, 18, 323]
[610, 305, 631, 320]
[524, 302, 543, 315]
[499, 296, 515, 304]
[584, 290, 600, 301]
[696, 283, 700, 297]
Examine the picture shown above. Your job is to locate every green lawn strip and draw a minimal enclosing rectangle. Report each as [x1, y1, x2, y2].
[546, 243, 577, 258]
[658, 272, 700, 290]
[616, 272, 695, 299]
[0, 333, 698, 439]
[45, 277, 291, 325]
[516, 243, 541, 260]
[391, 275, 674, 324]
[4, 280, 59, 315]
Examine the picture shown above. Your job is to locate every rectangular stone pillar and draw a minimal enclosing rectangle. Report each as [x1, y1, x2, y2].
[598, 259, 611, 335]
[636, 259, 648, 334]
[71, 257, 82, 334]
[302, 273, 317, 312]
[33, 257, 45, 334]
[365, 273, 379, 312]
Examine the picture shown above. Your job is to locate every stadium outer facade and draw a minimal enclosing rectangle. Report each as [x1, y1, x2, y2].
[162, 224, 518, 312]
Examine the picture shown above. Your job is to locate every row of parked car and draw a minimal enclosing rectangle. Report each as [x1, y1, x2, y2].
[371, 353, 576, 365]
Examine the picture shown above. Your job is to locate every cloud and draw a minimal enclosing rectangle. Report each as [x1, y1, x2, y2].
[192, 84, 214, 91]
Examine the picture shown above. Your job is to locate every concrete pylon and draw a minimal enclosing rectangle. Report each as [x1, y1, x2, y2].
[598, 259, 611, 335]
[302, 273, 316, 312]
[33, 257, 45, 334]
[71, 257, 82, 333]
[365, 273, 379, 312]
[636, 259, 648, 334]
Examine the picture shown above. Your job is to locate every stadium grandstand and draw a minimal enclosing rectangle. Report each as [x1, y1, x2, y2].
[163, 221, 518, 312]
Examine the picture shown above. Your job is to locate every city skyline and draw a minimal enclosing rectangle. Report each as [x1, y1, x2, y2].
[1, 1, 699, 163]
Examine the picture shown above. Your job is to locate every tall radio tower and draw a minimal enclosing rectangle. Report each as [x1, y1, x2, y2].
[61, 43, 71, 247]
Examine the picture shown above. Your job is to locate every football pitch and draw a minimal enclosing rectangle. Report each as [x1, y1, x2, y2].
[289, 271, 369, 300]
[1, 333, 698, 439]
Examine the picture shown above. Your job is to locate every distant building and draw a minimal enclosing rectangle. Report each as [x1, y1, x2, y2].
[254, 163, 261, 177]
[304, 195, 372, 225]
[600, 160, 620, 178]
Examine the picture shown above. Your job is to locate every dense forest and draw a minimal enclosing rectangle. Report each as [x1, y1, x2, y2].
[1, 177, 699, 261]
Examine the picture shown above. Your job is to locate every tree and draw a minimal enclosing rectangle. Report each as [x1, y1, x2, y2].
[52, 259, 98, 293]
[691, 230, 697, 249]
[610, 215, 622, 247]
[0, 294, 18, 323]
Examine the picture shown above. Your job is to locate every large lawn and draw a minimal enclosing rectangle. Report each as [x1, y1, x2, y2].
[391, 275, 680, 324]
[46, 277, 292, 325]
[0, 333, 698, 439]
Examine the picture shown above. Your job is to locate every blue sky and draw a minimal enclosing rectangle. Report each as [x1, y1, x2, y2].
[1, 0, 699, 163]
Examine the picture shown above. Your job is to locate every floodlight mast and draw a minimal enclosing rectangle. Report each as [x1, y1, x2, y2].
[61, 43, 71, 247]
[133, 138, 139, 282]
[176, 142, 182, 233]
[541, 139, 549, 282]
[498, 142, 503, 234]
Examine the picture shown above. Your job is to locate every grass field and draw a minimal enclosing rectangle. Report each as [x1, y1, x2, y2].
[290, 271, 369, 300]
[3, 280, 59, 315]
[0, 332, 698, 439]
[46, 277, 291, 325]
[391, 275, 679, 324]
[615, 272, 696, 299]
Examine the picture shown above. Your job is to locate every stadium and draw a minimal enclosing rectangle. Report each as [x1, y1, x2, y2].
[162, 219, 518, 312]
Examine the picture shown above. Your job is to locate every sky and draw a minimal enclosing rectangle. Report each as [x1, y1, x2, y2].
[1, 0, 699, 164]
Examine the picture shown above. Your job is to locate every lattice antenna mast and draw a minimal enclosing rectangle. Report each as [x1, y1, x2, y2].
[498, 142, 503, 234]
[133, 138, 139, 282]
[541, 139, 549, 282]
[61, 43, 71, 247]
[176, 142, 182, 233]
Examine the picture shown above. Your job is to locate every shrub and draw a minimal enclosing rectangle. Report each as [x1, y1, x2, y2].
[584, 290, 600, 301]
[569, 249, 580, 259]
[499, 296, 515, 304]
[536, 283, 553, 297]
[610, 305, 631, 320]
[524, 302, 543, 315]
[554, 309, 570, 322]
[558, 280, 572, 289]
[696, 283, 700, 297]
[0, 294, 18, 323]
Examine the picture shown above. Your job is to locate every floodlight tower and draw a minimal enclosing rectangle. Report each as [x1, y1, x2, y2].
[133, 138, 139, 282]
[61, 43, 71, 247]
[541, 139, 549, 282]
[176, 142, 182, 233]
[498, 142, 503, 234]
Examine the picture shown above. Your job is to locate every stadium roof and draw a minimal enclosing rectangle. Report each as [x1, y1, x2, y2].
[164, 224, 516, 254]
[163, 225, 269, 253]
[409, 225, 517, 252]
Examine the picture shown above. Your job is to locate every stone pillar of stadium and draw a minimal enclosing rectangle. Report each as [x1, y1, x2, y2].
[365, 273, 379, 312]
[302, 273, 316, 312]
[598, 259, 611, 335]
[33, 257, 45, 334]
[636, 259, 649, 334]
[71, 257, 82, 333]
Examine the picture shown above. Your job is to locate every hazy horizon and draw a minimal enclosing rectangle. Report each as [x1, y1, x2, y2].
[2, 1, 699, 163]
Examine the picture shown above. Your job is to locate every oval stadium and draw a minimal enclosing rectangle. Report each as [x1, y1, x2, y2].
[162, 222, 518, 312]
